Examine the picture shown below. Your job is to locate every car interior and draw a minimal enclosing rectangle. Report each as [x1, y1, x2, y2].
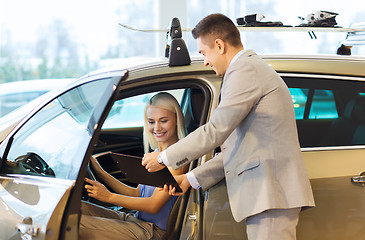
[84, 84, 210, 239]
[322, 95, 365, 146]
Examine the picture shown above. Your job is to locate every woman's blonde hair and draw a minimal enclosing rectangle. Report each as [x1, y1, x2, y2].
[143, 92, 186, 153]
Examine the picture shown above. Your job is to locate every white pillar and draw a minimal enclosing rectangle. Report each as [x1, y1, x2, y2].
[156, 0, 187, 57]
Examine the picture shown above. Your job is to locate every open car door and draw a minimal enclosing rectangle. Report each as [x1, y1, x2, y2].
[0, 71, 128, 240]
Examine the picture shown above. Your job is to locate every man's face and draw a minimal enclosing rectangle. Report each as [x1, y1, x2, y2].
[197, 37, 226, 76]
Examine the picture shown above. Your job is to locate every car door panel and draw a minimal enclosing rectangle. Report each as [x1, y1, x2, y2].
[202, 180, 247, 240]
[298, 176, 365, 240]
[302, 149, 365, 179]
[0, 176, 73, 239]
[297, 149, 365, 240]
[200, 150, 365, 240]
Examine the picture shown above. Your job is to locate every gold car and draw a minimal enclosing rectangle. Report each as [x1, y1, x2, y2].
[0, 53, 364, 240]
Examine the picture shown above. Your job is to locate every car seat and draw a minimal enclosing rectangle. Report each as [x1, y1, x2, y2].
[323, 96, 365, 146]
[184, 88, 205, 133]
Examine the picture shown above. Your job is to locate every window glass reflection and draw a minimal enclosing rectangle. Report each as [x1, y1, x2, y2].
[3, 79, 112, 180]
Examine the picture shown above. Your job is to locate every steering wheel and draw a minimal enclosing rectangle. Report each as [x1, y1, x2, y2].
[14, 152, 55, 177]
[81, 162, 97, 201]
[81, 154, 106, 202]
[81, 153, 136, 214]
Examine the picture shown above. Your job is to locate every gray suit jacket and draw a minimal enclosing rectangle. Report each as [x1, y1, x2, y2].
[166, 50, 315, 222]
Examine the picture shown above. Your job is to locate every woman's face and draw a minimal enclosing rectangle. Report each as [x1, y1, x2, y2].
[147, 106, 178, 148]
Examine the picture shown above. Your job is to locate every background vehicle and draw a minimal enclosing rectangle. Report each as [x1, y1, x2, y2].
[0, 79, 74, 117]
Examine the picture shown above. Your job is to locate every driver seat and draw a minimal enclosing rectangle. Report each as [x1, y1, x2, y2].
[323, 96, 365, 146]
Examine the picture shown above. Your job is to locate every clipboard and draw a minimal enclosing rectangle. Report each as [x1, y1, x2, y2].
[109, 153, 182, 193]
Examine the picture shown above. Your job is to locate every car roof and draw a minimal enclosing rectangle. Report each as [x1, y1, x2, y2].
[85, 54, 365, 81]
[261, 54, 365, 77]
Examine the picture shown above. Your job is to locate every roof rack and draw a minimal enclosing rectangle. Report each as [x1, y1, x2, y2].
[119, 19, 365, 57]
[165, 17, 191, 67]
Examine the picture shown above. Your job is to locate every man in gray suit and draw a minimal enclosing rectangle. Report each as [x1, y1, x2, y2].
[142, 13, 315, 239]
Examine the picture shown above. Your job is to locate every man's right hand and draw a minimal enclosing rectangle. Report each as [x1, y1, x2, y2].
[161, 174, 191, 196]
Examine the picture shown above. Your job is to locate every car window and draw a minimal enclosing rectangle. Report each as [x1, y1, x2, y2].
[2, 78, 115, 180]
[102, 89, 184, 129]
[286, 77, 365, 148]
[309, 89, 338, 119]
[289, 88, 338, 120]
[289, 88, 308, 119]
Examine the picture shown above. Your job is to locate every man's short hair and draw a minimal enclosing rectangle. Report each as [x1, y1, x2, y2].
[192, 13, 242, 48]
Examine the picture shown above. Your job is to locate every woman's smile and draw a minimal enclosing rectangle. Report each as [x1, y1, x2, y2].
[154, 131, 167, 138]
[147, 106, 178, 150]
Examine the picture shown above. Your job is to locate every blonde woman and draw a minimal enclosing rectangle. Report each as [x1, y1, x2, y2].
[80, 92, 188, 240]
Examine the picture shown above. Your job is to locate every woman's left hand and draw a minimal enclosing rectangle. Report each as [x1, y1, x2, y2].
[84, 178, 112, 203]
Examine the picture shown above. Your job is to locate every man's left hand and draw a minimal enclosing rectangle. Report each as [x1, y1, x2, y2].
[142, 152, 165, 172]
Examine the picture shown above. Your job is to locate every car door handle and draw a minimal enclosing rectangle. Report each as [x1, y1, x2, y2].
[351, 176, 365, 183]
[17, 217, 39, 239]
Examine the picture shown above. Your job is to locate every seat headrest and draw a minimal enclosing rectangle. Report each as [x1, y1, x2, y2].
[344, 97, 365, 124]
